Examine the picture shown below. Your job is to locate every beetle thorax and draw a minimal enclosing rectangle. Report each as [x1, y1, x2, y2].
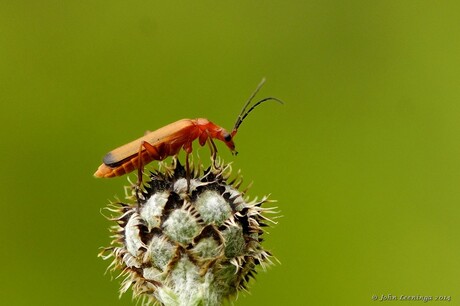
[195, 118, 210, 126]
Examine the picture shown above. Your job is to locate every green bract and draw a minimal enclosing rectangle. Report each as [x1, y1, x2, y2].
[100, 159, 277, 306]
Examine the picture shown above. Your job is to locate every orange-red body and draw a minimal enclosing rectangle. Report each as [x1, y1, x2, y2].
[94, 118, 235, 178]
[95, 79, 282, 179]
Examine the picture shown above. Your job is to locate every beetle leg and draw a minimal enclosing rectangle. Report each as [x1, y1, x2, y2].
[199, 131, 208, 146]
[182, 142, 193, 193]
[136, 142, 145, 188]
[185, 151, 191, 192]
[207, 137, 219, 169]
[137, 141, 168, 187]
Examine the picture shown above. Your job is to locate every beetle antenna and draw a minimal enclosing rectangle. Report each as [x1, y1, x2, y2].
[232, 79, 283, 136]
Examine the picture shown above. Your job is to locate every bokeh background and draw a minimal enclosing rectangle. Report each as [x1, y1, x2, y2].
[1, 1, 460, 305]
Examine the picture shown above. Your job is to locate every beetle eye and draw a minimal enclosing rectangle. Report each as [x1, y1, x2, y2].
[224, 134, 232, 142]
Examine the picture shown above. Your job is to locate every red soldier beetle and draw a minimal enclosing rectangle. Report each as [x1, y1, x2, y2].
[94, 78, 283, 186]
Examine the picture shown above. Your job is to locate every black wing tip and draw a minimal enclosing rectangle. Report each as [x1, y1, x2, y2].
[103, 152, 117, 166]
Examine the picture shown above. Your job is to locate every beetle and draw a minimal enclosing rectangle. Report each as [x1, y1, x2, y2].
[94, 79, 282, 183]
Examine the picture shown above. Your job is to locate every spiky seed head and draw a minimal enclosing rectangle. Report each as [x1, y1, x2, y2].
[99, 158, 278, 306]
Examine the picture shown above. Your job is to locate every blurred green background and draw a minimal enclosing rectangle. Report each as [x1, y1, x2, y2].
[1, 1, 460, 305]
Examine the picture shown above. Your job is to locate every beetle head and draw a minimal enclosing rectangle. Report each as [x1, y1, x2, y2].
[218, 130, 237, 155]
